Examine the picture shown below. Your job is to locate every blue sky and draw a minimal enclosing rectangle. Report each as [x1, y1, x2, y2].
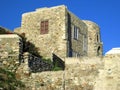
[0, 0, 120, 54]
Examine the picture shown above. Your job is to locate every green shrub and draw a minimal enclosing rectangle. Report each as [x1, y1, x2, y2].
[52, 66, 63, 71]
[42, 58, 52, 64]
[52, 62, 63, 71]
[0, 68, 25, 90]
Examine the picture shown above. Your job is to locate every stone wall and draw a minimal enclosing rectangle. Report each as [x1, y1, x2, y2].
[15, 55, 120, 90]
[27, 52, 53, 72]
[0, 34, 23, 72]
[15, 5, 68, 59]
[14, 5, 89, 59]
[0, 31, 119, 90]
[1, 5, 118, 90]
[65, 57, 103, 90]
[15, 57, 103, 90]
[67, 11, 88, 57]
[94, 54, 120, 90]
[83, 20, 103, 57]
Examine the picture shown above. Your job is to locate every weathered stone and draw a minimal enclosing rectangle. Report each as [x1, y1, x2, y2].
[0, 5, 120, 90]
[83, 20, 103, 57]
[14, 5, 103, 59]
[0, 34, 23, 72]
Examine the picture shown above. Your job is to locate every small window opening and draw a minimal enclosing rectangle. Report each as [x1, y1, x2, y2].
[97, 46, 101, 56]
[40, 20, 49, 34]
[97, 35, 99, 42]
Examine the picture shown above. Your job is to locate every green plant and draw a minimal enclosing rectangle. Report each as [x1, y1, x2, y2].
[42, 58, 52, 64]
[52, 62, 63, 71]
[41, 57, 63, 71]
[0, 68, 25, 90]
[52, 66, 63, 71]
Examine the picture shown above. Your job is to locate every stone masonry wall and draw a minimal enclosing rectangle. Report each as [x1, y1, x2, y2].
[65, 57, 103, 90]
[16, 54, 120, 90]
[14, 5, 89, 59]
[0, 29, 119, 90]
[67, 12, 88, 57]
[15, 5, 68, 59]
[15, 57, 103, 90]
[0, 34, 23, 72]
[83, 20, 103, 57]
[1, 4, 118, 90]
[94, 54, 120, 90]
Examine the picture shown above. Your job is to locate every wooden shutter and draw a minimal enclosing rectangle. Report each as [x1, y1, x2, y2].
[40, 20, 49, 34]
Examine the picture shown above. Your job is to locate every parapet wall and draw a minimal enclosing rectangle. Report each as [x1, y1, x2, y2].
[0, 34, 23, 71]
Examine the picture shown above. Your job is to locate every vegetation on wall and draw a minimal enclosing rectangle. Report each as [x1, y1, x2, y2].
[0, 67, 25, 90]
[19, 33, 64, 72]
[41, 58, 63, 71]
[52, 62, 63, 71]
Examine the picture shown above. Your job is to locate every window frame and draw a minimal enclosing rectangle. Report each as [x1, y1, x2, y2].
[40, 20, 49, 34]
[73, 25, 79, 40]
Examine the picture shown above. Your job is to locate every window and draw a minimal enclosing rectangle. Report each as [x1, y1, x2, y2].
[97, 34, 99, 42]
[97, 46, 101, 56]
[73, 25, 79, 40]
[72, 51, 80, 57]
[40, 20, 49, 34]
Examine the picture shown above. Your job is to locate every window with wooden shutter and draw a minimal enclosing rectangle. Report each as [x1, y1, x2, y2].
[40, 20, 49, 34]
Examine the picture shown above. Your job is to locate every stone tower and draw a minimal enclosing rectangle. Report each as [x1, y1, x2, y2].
[83, 20, 103, 57]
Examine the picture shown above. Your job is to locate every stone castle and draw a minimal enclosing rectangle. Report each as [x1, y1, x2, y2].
[0, 5, 120, 90]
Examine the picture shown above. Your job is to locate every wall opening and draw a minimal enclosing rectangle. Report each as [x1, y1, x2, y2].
[97, 46, 101, 56]
[97, 34, 99, 42]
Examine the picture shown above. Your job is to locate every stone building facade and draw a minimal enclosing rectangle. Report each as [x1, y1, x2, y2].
[83, 21, 103, 57]
[0, 5, 120, 90]
[14, 5, 103, 59]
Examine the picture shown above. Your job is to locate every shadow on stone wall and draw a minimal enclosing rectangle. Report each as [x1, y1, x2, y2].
[18, 33, 65, 72]
[19, 33, 42, 58]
